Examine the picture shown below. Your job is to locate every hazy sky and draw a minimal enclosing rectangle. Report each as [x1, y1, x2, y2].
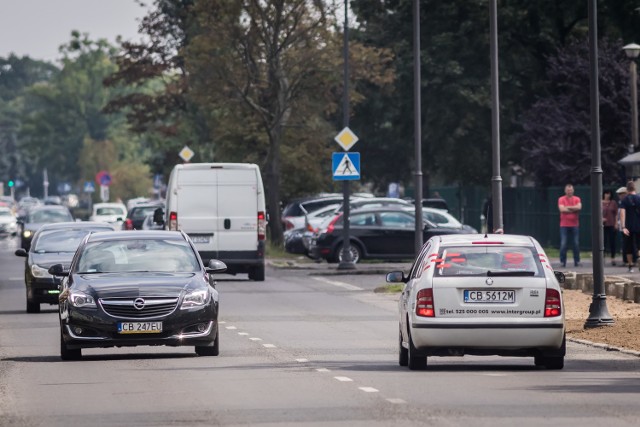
[0, 0, 149, 63]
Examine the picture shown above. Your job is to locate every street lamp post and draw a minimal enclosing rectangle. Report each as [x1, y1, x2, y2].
[623, 43, 640, 153]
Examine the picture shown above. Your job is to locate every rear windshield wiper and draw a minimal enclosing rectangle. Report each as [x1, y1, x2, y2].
[487, 270, 536, 277]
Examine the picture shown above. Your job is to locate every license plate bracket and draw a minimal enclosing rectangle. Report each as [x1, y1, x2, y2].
[190, 234, 211, 244]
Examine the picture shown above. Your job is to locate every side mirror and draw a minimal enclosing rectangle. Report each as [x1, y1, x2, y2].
[206, 259, 227, 274]
[14, 248, 27, 257]
[386, 270, 407, 283]
[554, 271, 565, 284]
[48, 264, 69, 277]
[153, 207, 165, 225]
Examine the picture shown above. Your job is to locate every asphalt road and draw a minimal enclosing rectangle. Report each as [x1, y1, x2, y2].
[0, 236, 639, 426]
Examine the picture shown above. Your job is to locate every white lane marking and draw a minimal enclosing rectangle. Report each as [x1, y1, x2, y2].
[312, 277, 363, 291]
[359, 387, 379, 393]
[295, 358, 309, 363]
[249, 337, 262, 341]
[386, 398, 406, 404]
[334, 376, 353, 382]
[238, 332, 249, 336]
[8, 277, 22, 281]
[316, 368, 331, 372]
[219, 321, 226, 324]
[482, 373, 508, 377]
[225, 326, 237, 330]
[263, 344, 276, 348]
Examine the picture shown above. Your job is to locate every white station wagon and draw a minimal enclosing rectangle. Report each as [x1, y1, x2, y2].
[387, 233, 566, 370]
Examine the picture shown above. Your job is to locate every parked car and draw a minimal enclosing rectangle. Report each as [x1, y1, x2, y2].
[309, 207, 467, 263]
[141, 213, 164, 230]
[18, 205, 74, 250]
[0, 206, 18, 237]
[89, 202, 128, 227]
[281, 194, 364, 231]
[409, 207, 478, 233]
[122, 201, 165, 230]
[334, 197, 412, 214]
[50, 230, 227, 360]
[284, 204, 341, 255]
[387, 233, 566, 370]
[14, 222, 116, 313]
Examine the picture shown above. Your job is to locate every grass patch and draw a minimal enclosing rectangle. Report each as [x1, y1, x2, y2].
[543, 247, 592, 259]
[265, 241, 297, 259]
[374, 284, 404, 294]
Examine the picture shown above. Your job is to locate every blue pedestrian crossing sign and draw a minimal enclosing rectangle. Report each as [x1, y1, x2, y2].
[84, 181, 95, 193]
[332, 152, 360, 181]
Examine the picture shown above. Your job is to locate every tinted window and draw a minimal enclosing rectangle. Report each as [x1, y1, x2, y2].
[34, 229, 109, 253]
[433, 246, 542, 277]
[131, 206, 159, 220]
[29, 209, 72, 223]
[351, 213, 376, 226]
[379, 212, 414, 228]
[96, 207, 125, 216]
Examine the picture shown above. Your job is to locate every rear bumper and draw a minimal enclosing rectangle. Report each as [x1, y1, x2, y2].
[198, 242, 265, 273]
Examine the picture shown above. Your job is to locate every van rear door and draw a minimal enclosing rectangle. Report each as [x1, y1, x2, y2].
[216, 168, 258, 252]
[176, 168, 219, 254]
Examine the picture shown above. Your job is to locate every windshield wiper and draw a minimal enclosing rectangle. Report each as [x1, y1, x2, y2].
[487, 270, 536, 277]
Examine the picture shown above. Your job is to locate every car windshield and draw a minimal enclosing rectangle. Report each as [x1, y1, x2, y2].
[131, 206, 159, 220]
[434, 246, 543, 277]
[0, 210, 12, 217]
[33, 229, 103, 253]
[96, 207, 125, 216]
[29, 210, 72, 223]
[76, 239, 200, 273]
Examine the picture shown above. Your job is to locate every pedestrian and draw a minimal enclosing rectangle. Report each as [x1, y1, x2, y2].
[618, 181, 640, 273]
[558, 184, 582, 267]
[602, 189, 619, 266]
[616, 186, 630, 265]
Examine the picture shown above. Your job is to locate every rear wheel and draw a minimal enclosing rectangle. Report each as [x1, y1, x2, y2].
[60, 328, 81, 361]
[398, 326, 408, 367]
[535, 334, 565, 370]
[336, 242, 361, 264]
[196, 329, 219, 356]
[407, 329, 427, 370]
[248, 264, 265, 281]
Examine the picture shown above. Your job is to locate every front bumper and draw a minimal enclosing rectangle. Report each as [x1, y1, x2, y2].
[28, 277, 61, 304]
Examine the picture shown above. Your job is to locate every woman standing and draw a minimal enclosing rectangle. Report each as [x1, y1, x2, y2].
[602, 189, 619, 265]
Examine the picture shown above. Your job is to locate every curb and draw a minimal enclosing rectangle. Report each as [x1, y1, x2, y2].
[567, 337, 640, 358]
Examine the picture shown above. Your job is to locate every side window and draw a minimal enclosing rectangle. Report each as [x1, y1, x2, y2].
[408, 241, 432, 280]
[351, 213, 376, 226]
[379, 212, 414, 228]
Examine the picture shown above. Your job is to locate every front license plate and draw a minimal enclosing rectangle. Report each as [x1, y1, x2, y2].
[118, 322, 163, 334]
[464, 290, 516, 303]
[190, 235, 211, 244]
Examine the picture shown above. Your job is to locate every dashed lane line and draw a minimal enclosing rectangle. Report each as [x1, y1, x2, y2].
[358, 387, 379, 393]
[312, 277, 364, 291]
[334, 376, 353, 382]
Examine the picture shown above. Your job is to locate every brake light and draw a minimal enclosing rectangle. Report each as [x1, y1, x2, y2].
[258, 211, 266, 241]
[169, 211, 178, 231]
[416, 288, 435, 317]
[124, 218, 133, 230]
[544, 289, 562, 317]
[283, 218, 295, 230]
[325, 214, 342, 234]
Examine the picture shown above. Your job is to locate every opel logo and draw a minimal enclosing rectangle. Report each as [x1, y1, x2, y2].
[486, 278, 494, 286]
[133, 298, 146, 310]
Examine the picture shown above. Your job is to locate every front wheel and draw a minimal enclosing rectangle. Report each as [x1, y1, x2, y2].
[60, 328, 81, 361]
[26, 288, 40, 314]
[336, 242, 361, 264]
[196, 329, 219, 356]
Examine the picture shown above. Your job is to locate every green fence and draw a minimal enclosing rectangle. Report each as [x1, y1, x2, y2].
[428, 185, 598, 250]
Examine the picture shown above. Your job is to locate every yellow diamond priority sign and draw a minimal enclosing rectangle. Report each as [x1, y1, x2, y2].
[179, 145, 195, 162]
[334, 127, 359, 151]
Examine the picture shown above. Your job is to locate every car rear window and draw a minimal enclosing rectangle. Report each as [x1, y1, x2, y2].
[433, 246, 543, 277]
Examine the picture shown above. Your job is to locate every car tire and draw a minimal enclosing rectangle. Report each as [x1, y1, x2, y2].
[399, 325, 408, 367]
[26, 289, 40, 314]
[248, 265, 265, 281]
[336, 242, 361, 264]
[535, 333, 565, 370]
[196, 329, 219, 356]
[407, 329, 427, 370]
[60, 328, 82, 361]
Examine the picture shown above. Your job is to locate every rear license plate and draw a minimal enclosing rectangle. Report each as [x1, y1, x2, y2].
[190, 235, 211, 244]
[464, 290, 516, 303]
[118, 322, 163, 334]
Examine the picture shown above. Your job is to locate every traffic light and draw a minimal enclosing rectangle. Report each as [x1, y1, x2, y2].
[7, 180, 14, 188]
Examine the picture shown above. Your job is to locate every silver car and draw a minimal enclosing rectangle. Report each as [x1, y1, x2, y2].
[388, 233, 566, 370]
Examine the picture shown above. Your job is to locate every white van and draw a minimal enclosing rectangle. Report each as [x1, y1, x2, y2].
[163, 163, 267, 281]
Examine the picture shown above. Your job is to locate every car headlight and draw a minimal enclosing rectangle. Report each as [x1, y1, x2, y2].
[181, 289, 209, 309]
[31, 264, 52, 278]
[23, 230, 32, 239]
[69, 291, 96, 308]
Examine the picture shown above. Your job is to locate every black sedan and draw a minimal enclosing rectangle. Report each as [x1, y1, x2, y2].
[310, 207, 467, 263]
[15, 222, 116, 313]
[122, 201, 165, 230]
[50, 230, 226, 360]
[18, 205, 74, 250]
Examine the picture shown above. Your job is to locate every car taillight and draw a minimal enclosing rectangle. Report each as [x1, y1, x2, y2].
[416, 288, 435, 317]
[258, 211, 266, 241]
[544, 289, 562, 317]
[283, 217, 295, 230]
[325, 214, 342, 234]
[123, 218, 133, 230]
[169, 211, 178, 231]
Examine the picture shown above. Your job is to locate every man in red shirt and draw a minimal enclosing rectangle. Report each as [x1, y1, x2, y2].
[558, 184, 582, 267]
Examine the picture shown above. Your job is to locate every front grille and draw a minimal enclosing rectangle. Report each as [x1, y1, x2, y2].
[99, 297, 179, 319]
